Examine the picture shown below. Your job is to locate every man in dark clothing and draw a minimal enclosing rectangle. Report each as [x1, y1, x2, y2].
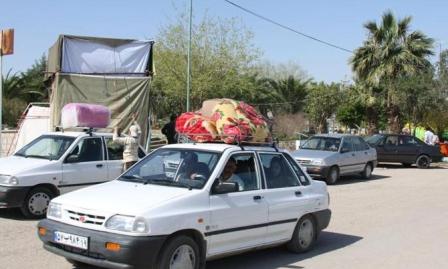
[162, 114, 177, 144]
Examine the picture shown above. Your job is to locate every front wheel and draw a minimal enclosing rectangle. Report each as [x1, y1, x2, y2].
[416, 155, 430, 169]
[325, 166, 339, 185]
[158, 235, 200, 269]
[20, 187, 54, 219]
[287, 215, 317, 253]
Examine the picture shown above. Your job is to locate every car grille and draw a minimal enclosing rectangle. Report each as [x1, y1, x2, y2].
[67, 210, 106, 225]
[296, 159, 311, 165]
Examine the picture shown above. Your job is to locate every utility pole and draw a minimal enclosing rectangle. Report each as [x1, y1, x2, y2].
[186, 0, 193, 112]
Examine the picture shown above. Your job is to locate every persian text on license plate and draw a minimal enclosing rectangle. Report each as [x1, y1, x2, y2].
[54, 231, 88, 250]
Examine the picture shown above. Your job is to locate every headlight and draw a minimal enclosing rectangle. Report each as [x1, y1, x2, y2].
[47, 202, 62, 219]
[0, 175, 18, 185]
[311, 159, 324, 165]
[105, 215, 148, 233]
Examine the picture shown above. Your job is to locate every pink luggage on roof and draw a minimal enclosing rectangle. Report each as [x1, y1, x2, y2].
[61, 103, 111, 128]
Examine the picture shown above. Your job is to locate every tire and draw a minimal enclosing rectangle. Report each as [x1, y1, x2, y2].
[287, 215, 317, 253]
[416, 155, 430, 169]
[20, 187, 54, 219]
[361, 163, 373, 179]
[325, 166, 339, 185]
[402, 163, 412, 168]
[157, 235, 200, 269]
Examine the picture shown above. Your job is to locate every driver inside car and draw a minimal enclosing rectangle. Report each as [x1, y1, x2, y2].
[219, 157, 245, 191]
[175, 152, 210, 182]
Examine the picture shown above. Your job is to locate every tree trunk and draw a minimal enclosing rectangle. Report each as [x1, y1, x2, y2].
[366, 106, 378, 135]
[388, 105, 401, 134]
[317, 120, 328, 134]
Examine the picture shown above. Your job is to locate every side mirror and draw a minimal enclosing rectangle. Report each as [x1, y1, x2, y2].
[340, 148, 350, 154]
[65, 154, 79, 163]
[212, 181, 238, 194]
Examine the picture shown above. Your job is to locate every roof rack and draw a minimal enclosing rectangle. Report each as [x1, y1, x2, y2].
[176, 133, 278, 151]
[55, 126, 113, 136]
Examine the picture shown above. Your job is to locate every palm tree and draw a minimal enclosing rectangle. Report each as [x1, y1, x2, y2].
[351, 10, 434, 133]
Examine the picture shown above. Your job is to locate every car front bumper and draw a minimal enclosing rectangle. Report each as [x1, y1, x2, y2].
[0, 185, 30, 208]
[302, 165, 330, 178]
[38, 219, 167, 269]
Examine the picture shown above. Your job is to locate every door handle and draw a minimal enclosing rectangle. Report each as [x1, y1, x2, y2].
[253, 195, 263, 201]
[96, 164, 104, 168]
[295, 191, 302, 196]
[351, 153, 355, 157]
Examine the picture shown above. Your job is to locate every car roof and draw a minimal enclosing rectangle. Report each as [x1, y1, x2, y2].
[161, 142, 282, 153]
[311, 133, 354, 138]
[43, 131, 113, 138]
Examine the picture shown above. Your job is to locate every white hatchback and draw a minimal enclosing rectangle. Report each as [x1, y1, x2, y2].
[38, 143, 331, 269]
[0, 130, 146, 218]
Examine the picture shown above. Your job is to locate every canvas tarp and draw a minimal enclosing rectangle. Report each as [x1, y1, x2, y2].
[50, 73, 151, 142]
[47, 35, 154, 77]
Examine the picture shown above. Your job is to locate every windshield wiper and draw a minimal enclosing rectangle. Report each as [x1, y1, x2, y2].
[23, 155, 49, 160]
[148, 179, 193, 190]
[120, 174, 146, 183]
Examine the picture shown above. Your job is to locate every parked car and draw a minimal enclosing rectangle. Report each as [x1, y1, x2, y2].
[0, 130, 146, 218]
[291, 134, 377, 184]
[365, 134, 443, 168]
[37, 143, 331, 269]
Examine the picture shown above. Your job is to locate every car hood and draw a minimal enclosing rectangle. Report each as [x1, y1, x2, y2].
[0, 156, 53, 175]
[291, 149, 336, 160]
[54, 180, 197, 216]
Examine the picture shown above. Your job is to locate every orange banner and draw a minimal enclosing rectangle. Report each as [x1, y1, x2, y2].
[1, 29, 14, 56]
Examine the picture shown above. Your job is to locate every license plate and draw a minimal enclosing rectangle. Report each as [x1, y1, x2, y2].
[54, 231, 88, 250]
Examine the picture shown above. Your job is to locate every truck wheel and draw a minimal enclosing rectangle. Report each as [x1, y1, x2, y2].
[287, 215, 317, 253]
[20, 187, 54, 219]
[361, 163, 373, 179]
[416, 155, 430, 169]
[325, 166, 339, 185]
[158, 235, 200, 269]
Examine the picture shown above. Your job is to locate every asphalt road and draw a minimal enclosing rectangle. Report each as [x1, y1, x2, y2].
[1, 164, 447, 269]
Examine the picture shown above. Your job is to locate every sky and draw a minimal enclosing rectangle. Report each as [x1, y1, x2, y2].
[1, 0, 448, 83]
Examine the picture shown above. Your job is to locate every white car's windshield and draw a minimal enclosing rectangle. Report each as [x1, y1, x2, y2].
[15, 135, 76, 160]
[300, 137, 341, 152]
[120, 148, 221, 189]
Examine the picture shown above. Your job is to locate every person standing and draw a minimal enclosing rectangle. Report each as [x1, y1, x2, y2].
[162, 114, 177, 144]
[113, 120, 141, 171]
[424, 127, 435, 145]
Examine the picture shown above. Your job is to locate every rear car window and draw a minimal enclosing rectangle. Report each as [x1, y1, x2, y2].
[259, 153, 300, 189]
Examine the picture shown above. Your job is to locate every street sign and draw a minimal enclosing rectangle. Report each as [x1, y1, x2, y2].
[0, 29, 14, 56]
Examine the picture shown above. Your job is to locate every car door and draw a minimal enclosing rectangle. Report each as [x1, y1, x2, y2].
[104, 137, 126, 180]
[382, 135, 399, 162]
[208, 152, 268, 256]
[60, 136, 108, 194]
[397, 136, 419, 163]
[258, 152, 313, 244]
[104, 136, 147, 180]
[338, 137, 356, 175]
[351, 137, 369, 172]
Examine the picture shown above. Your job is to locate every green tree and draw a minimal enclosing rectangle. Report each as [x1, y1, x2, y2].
[336, 86, 366, 129]
[305, 83, 341, 133]
[351, 10, 434, 133]
[153, 13, 261, 116]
